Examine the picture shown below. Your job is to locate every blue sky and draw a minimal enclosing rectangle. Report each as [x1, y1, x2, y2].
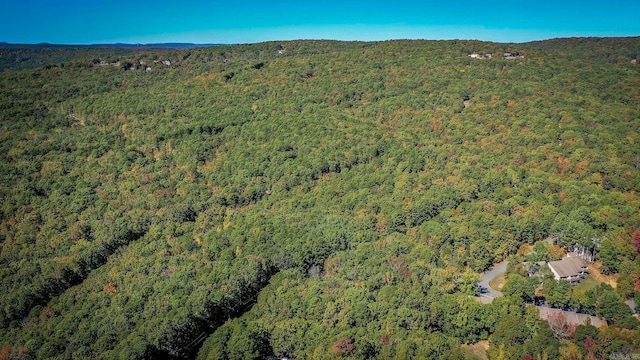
[1, 0, 639, 44]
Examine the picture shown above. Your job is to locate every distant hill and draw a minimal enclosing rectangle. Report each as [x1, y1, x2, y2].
[0, 42, 222, 49]
[0, 42, 225, 71]
[96, 43, 224, 49]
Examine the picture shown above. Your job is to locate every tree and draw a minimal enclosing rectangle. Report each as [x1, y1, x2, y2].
[547, 311, 576, 339]
[522, 321, 560, 359]
[599, 239, 620, 274]
[573, 324, 599, 353]
[613, 315, 640, 330]
[470, 239, 493, 271]
[596, 291, 633, 325]
[491, 314, 529, 346]
[545, 279, 571, 308]
[559, 342, 583, 360]
[528, 241, 551, 262]
[548, 244, 566, 261]
[503, 274, 536, 303]
[331, 336, 355, 357]
[456, 269, 481, 296]
[616, 273, 634, 299]
[570, 287, 589, 313]
[435, 294, 494, 342]
[0, 346, 28, 360]
[225, 322, 270, 360]
[489, 315, 529, 360]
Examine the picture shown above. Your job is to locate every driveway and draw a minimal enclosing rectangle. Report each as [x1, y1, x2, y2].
[474, 256, 612, 327]
[478, 261, 507, 298]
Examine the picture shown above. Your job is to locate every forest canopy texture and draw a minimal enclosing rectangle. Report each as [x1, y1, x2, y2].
[1, 38, 640, 359]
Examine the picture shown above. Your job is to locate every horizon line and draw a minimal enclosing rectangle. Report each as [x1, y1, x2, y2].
[2, 34, 640, 47]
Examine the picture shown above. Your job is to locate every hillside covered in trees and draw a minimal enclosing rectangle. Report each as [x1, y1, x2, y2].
[0, 43, 212, 72]
[1, 37, 640, 359]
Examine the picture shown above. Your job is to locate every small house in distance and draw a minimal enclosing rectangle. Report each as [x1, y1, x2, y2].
[503, 52, 524, 59]
[469, 53, 492, 59]
[548, 256, 589, 285]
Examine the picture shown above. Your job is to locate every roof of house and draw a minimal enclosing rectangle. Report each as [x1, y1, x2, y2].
[548, 256, 588, 278]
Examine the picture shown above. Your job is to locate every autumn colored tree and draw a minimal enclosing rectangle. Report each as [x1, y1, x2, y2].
[547, 311, 577, 340]
[331, 337, 355, 357]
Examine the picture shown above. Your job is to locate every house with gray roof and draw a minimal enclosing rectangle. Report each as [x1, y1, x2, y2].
[548, 256, 589, 285]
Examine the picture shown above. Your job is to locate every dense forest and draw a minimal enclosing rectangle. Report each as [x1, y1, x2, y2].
[0, 43, 209, 72]
[1, 37, 639, 359]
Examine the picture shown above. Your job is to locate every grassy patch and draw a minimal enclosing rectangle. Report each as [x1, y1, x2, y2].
[574, 275, 600, 293]
[489, 273, 506, 291]
[589, 262, 619, 288]
[462, 340, 489, 360]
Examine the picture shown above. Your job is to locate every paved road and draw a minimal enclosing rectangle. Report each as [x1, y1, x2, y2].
[478, 261, 508, 298]
[475, 259, 611, 327]
[474, 252, 616, 327]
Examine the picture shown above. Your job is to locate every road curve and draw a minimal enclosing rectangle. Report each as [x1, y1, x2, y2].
[478, 261, 508, 298]
[475, 259, 613, 327]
